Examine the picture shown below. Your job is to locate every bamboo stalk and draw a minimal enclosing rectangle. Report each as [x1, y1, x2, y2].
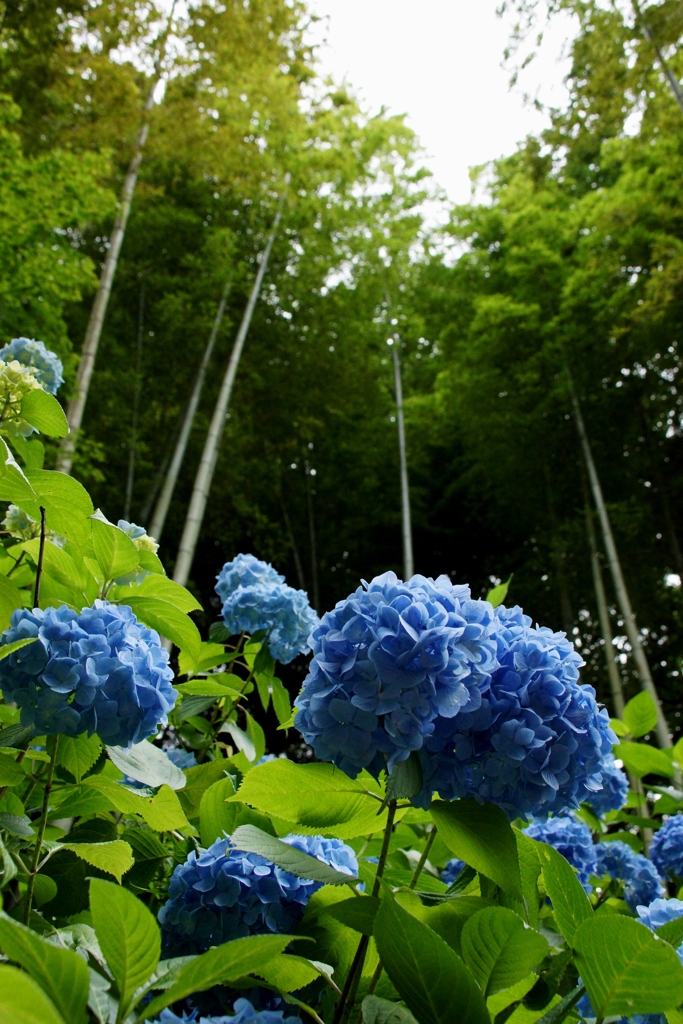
[124, 283, 145, 521]
[171, 180, 289, 588]
[149, 276, 232, 541]
[57, 2, 177, 474]
[567, 367, 671, 746]
[631, 0, 683, 115]
[389, 339, 414, 580]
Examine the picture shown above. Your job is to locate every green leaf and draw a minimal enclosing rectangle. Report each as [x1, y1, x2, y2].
[60, 841, 134, 882]
[430, 799, 522, 898]
[0, 750, 27, 786]
[244, 710, 266, 762]
[56, 733, 101, 783]
[324, 895, 380, 935]
[250, 952, 320, 991]
[119, 595, 201, 659]
[20, 390, 68, 437]
[658, 917, 683, 949]
[611, 717, 629, 738]
[179, 760, 234, 817]
[374, 890, 489, 1024]
[233, 759, 393, 839]
[200, 775, 238, 846]
[0, 575, 29, 630]
[176, 678, 242, 698]
[33, 874, 57, 906]
[623, 692, 659, 739]
[270, 677, 292, 726]
[362, 996, 419, 1024]
[231, 825, 359, 885]
[0, 438, 36, 508]
[178, 641, 230, 677]
[90, 878, 160, 1018]
[460, 906, 548, 997]
[0, 636, 38, 663]
[82, 776, 194, 833]
[617, 741, 675, 779]
[222, 718, 256, 761]
[9, 435, 45, 470]
[574, 915, 683, 1015]
[110, 574, 201, 613]
[486, 574, 512, 608]
[386, 752, 423, 802]
[89, 518, 140, 580]
[0, 964, 68, 1024]
[175, 694, 217, 722]
[0, 812, 33, 837]
[24, 468, 94, 547]
[142, 935, 293, 1019]
[0, 912, 88, 1023]
[533, 840, 592, 944]
[514, 828, 542, 925]
[106, 741, 187, 791]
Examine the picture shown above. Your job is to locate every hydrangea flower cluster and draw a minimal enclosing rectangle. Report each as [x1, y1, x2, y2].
[215, 554, 318, 664]
[295, 574, 615, 818]
[118, 519, 159, 554]
[2, 504, 65, 546]
[157, 999, 300, 1024]
[650, 815, 683, 881]
[158, 833, 358, 956]
[0, 601, 176, 745]
[295, 572, 498, 778]
[0, 359, 43, 437]
[584, 756, 628, 817]
[441, 858, 465, 886]
[0, 337, 64, 395]
[595, 840, 662, 912]
[524, 815, 597, 892]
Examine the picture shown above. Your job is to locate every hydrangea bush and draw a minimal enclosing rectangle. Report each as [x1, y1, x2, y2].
[0, 457, 680, 1024]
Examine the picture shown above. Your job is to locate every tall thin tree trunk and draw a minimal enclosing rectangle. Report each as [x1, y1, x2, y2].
[583, 484, 626, 717]
[124, 284, 145, 521]
[149, 277, 232, 541]
[638, 403, 683, 577]
[543, 461, 574, 636]
[57, 2, 176, 475]
[566, 366, 671, 746]
[631, 0, 683, 115]
[171, 181, 288, 589]
[390, 340, 414, 580]
[304, 460, 319, 612]
[281, 495, 306, 592]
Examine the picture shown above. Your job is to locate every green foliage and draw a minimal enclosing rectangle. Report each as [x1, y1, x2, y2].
[431, 799, 522, 898]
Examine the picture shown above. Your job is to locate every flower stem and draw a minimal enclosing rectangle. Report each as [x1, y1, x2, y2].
[33, 506, 46, 608]
[332, 799, 397, 1024]
[409, 825, 437, 890]
[24, 734, 58, 924]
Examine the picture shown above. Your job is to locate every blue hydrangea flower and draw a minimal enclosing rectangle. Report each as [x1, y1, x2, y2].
[595, 840, 662, 912]
[157, 998, 301, 1023]
[524, 814, 597, 892]
[0, 601, 176, 745]
[0, 337, 64, 394]
[417, 604, 616, 818]
[215, 555, 318, 665]
[294, 572, 499, 778]
[584, 756, 628, 817]
[158, 833, 358, 956]
[650, 816, 683, 881]
[441, 858, 465, 886]
[117, 519, 159, 554]
[166, 748, 197, 770]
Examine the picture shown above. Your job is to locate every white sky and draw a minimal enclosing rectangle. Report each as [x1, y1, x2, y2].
[307, 0, 576, 206]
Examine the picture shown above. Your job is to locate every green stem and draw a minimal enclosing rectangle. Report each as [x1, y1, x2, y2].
[409, 825, 437, 890]
[333, 799, 397, 1024]
[24, 735, 58, 924]
[33, 506, 46, 608]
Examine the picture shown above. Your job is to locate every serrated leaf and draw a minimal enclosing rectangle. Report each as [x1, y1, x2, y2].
[20, 390, 68, 437]
[623, 692, 659, 739]
[118, 595, 201, 658]
[90, 878, 160, 1018]
[0, 912, 88, 1023]
[57, 733, 101, 783]
[110, 574, 201, 613]
[175, 679, 242, 698]
[231, 825, 359, 885]
[178, 641, 230, 677]
[23, 468, 93, 547]
[9, 435, 45, 470]
[0, 750, 27, 786]
[244, 710, 265, 762]
[574, 915, 683, 1015]
[431, 799, 522, 898]
[461, 906, 548, 996]
[60, 841, 134, 882]
[82, 777, 194, 833]
[0, 964, 68, 1024]
[0, 576, 29, 630]
[0, 636, 36, 663]
[658, 917, 683, 950]
[251, 951, 320, 991]
[142, 935, 293, 1019]
[533, 840, 592, 944]
[610, 718, 629, 738]
[106, 741, 186, 791]
[270, 677, 292, 726]
[386, 752, 423, 801]
[221, 718, 256, 761]
[0, 812, 33, 837]
[324, 895, 380, 935]
[374, 890, 489, 1024]
[617, 741, 675, 779]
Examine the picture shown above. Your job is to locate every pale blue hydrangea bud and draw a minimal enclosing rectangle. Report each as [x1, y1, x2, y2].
[0, 337, 64, 395]
[0, 359, 43, 437]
